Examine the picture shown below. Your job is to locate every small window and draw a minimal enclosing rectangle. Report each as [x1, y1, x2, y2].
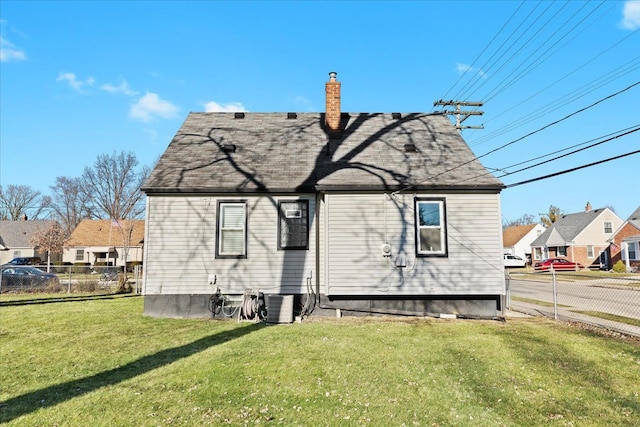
[216, 201, 247, 258]
[75, 249, 85, 261]
[587, 245, 594, 258]
[415, 198, 447, 257]
[534, 247, 542, 260]
[278, 200, 309, 250]
[604, 222, 613, 233]
[628, 242, 638, 261]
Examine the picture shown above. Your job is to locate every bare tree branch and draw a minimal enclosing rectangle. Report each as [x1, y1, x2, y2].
[0, 185, 50, 220]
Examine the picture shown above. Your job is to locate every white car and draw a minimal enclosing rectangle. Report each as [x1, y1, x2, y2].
[504, 254, 526, 268]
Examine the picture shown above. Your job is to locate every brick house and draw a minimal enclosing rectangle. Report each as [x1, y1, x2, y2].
[530, 203, 623, 269]
[609, 206, 640, 271]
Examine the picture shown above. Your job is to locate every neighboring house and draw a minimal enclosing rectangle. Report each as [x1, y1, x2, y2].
[63, 219, 145, 267]
[609, 206, 640, 272]
[141, 73, 506, 319]
[530, 203, 623, 269]
[0, 219, 60, 265]
[502, 223, 546, 263]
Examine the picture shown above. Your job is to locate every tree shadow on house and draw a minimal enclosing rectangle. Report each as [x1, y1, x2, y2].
[0, 322, 263, 423]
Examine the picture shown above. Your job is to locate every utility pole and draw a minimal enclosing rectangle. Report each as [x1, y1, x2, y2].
[433, 100, 484, 130]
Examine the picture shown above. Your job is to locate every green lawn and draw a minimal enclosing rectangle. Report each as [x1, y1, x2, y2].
[1, 295, 639, 426]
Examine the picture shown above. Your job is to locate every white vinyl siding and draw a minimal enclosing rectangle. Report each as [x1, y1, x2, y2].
[143, 195, 316, 295]
[319, 192, 504, 296]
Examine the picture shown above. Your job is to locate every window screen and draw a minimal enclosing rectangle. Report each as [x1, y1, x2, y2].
[278, 200, 309, 250]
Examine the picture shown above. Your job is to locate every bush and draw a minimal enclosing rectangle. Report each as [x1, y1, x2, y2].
[73, 262, 91, 274]
[115, 276, 132, 294]
[612, 260, 627, 273]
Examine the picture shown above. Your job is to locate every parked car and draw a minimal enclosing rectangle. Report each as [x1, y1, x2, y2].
[3, 256, 42, 266]
[504, 254, 526, 268]
[534, 258, 584, 272]
[1, 266, 59, 291]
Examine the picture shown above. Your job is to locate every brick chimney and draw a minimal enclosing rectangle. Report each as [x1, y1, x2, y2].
[585, 202, 592, 212]
[325, 71, 341, 133]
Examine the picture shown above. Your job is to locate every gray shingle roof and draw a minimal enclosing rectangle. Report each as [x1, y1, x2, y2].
[626, 206, 640, 230]
[0, 220, 57, 248]
[143, 112, 504, 193]
[531, 208, 608, 246]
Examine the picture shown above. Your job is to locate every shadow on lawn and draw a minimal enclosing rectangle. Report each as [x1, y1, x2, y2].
[0, 322, 263, 423]
[0, 294, 140, 307]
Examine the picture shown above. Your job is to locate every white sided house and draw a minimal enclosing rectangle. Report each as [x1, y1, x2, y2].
[141, 73, 506, 319]
[503, 223, 546, 262]
[63, 219, 145, 268]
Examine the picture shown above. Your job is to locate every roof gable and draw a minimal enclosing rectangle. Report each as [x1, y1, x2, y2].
[531, 207, 617, 246]
[0, 220, 57, 248]
[502, 223, 538, 247]
[143, 112, 504, 194]
[66, 220, 145, 247]
[626, 206, 640, 231]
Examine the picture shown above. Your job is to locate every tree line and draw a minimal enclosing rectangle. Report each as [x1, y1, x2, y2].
[0, 151, 150, 235]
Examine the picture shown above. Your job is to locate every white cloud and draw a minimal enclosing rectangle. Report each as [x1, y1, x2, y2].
[456, 63, 487, 78]
[0, 36, 26, 62]
[57, 72, 95, 92]
[143, 128, 158, 142]
[292, 96, 315, 112]
[101, 80, 138, 96]
[621, 1, 640, 30]
[130, 92, 179, 122]
[203, 101, 247, 112]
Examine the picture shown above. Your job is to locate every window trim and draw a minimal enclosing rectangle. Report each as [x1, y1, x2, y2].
[587, 245, 594, 258]
[277, 199, 310, 251]
[604, 221, 613, 233]
[75, 249, 85, 262]
[414, 197, 448, 257]
[215, 200, 248, 259]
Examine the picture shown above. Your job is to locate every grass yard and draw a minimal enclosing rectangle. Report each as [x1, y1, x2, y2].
[1, 295, 639, 426]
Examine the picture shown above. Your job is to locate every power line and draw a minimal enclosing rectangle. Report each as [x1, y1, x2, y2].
[468, 56, 640, 146]
[478, 0, 608, 103]
[449, 125, 640, 185]
[478, 80, 640, 159]
[437, 1, 526, 105]
[496, 125, 640, 174]
[395, 83, 640, 195]
[452, 1, 548, 101]
[505, 150, 640, 188]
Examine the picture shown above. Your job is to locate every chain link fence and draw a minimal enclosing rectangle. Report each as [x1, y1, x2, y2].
[0, 264, 142, 294]
[506, 269, 640, 337]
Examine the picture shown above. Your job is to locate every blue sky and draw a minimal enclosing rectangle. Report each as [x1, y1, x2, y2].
[1, 0, 639, 223]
